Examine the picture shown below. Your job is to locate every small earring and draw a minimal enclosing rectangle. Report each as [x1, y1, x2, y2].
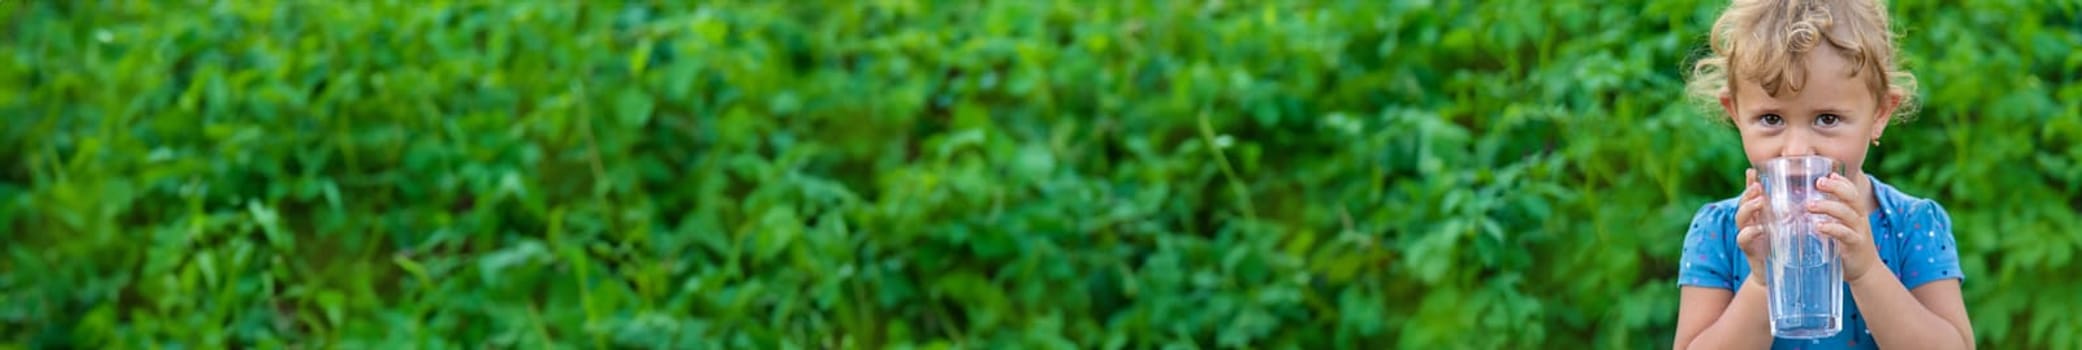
[1872, 138, 1881, 146]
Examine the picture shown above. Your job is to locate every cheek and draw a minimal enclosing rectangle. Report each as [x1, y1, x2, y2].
[1825, 142, 1870, 171]
[1832, 124, 1882, 165]
[1736, 131, 1779, 164]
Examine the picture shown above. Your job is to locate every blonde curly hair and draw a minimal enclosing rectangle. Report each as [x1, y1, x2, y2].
[1687, 0, 1919, 122]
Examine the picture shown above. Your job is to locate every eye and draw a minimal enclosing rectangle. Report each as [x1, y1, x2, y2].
[1760, 114, 1784, 126]
[1816, 114, 1842, 127]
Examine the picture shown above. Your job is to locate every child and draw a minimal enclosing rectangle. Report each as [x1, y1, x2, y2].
[1673, 0, 1974, 349]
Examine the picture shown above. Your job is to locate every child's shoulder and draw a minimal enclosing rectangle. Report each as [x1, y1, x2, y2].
[1873, 177, 1954, 231]
[1685, 197, 1742, 234]
[1872, 177, 1966, 286]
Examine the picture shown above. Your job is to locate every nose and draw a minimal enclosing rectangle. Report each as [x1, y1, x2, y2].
[1780, 129, 1817, 158]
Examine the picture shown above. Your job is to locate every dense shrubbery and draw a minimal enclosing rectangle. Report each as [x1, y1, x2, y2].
[3, 0, 2078, 348]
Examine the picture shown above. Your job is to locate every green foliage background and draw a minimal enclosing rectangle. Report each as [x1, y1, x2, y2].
[3, 0, 2079, 348]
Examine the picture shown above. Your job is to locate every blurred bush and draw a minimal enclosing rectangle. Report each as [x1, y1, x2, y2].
[2, 0, 2078, 348]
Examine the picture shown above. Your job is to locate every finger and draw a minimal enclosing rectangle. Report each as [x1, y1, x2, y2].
[1736, 224, 1764, 258]
[1737, 196, 1765, 226]
[1815, 221, 1864, 247]
[1736, 224, 1765, 246]
[1806, 200, 1865, 233]
[1814, 172, 1860, 201]
[1745, 168, 1759, 195]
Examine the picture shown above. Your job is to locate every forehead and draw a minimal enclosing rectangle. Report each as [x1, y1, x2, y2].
[1733, 49, 1875, 111]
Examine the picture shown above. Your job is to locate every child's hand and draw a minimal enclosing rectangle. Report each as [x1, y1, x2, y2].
[1808, 172, 1885, 283]
[1733, 168, 1771, 284]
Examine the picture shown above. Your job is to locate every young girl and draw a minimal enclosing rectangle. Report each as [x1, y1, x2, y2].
[1673, 0, 1975, 349]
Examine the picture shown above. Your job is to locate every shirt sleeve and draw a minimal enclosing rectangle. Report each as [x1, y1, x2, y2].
[1679, 201, 1739, 289]
[1899, 200, 1965, 289]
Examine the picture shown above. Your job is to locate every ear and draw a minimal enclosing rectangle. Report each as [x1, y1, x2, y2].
[1872, 92, 1902, 139]
[1719, 92, 1738, 123]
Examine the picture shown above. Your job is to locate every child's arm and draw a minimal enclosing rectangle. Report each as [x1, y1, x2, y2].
[1810, 176, 1975, 348]
[1849, 272, 1975, 349]
[1675, 174, 1773, 349]
[1674, 279, 1772, 350]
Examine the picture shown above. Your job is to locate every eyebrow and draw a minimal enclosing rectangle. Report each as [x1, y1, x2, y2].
[1810, 107, 1854, 116]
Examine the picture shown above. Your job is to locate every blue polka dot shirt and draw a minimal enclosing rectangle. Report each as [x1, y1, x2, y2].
[1680, 176, 1964, 349]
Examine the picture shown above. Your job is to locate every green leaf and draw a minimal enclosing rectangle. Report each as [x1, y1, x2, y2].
[615, 87, 654, 128]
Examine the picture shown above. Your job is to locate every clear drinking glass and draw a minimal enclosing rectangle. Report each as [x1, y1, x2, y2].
[1760, 155, 1845, 339]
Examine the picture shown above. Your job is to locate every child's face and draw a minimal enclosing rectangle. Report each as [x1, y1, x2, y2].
[1722, 45, 1897, 177]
